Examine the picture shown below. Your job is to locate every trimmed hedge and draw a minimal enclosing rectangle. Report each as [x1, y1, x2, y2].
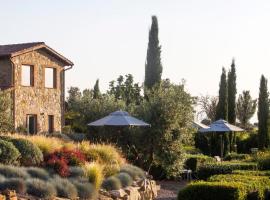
[184, 154, 214, 171]
[178, 181, 247, 200]
[208, 174, 270, 199]
[233, 170, 270, 177]
[224, 153, 250, 161]
[10, 138, 43, 166]
[197, 162, 257, 180]
[0, 139, 20, 165]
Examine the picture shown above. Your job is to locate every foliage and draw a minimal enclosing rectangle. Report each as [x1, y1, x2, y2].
[236, 132, 258, 154]
[108, 74, 142, 105]
[197, 162, 257, 180]
[233, 170, 270, 176]
[224, 153, 250, 161]
[183, 145, 201, 155]
[144, 15, 162, 89]
[50, 176, 78, 199]
[69, 166, 85, 178]
[26, 167, 50, 180]
[236, 91, 257, 129]
[120, 164, 145, 180]
[68, 133, 87, 142]
[102, 176, 121, 191]
[93, 79, 101, 99]
[208, 174, 270, 199]
[45, 148, 86, 177]
[216, 67, 228, 120]
[178, 181, 246, 200]
[0, 165, 29, 179]
[227, 59, 237, 124]
[0, 178, 26, 194]
[84, 162, 104, 189]
[257, 75, 269, 149]
[184, 154, 214, 171]
[26, 178, 57, 199]
[115, 172, 133, 187]
[73, 181, 96, 200]
[134, 81, 194, 178]
[0, 90, 13, 132]
[0, 139, 20, 165]
[10, 138, 43, 166]
[257, 152, 270, 170]
[197, 95, 218, 122]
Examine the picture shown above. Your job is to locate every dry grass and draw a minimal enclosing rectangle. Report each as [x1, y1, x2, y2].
[84, 162, 104, 189]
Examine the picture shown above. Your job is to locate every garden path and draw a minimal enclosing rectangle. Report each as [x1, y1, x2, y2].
[156, 181, 187, 200]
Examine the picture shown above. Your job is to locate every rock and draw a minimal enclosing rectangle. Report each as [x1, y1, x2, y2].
[0, 194, 6, 200]
[110, 189, 127, 199]
[124, 187, 141, 200]
[2, 190, 17, 200]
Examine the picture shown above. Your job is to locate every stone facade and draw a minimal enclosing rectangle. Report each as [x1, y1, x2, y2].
[0, 46, 70, 134]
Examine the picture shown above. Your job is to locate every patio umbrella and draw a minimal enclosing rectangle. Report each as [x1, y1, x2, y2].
[88, 110, 150, 127]
[198, 119, 244, 157]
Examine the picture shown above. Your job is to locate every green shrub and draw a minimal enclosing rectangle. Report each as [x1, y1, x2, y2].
[184, 154, 214, 171]
[183, 145, 201, 154]
[178, 181, 247, 200]
[0, 139, 20, 165]
[116, 172, 133, 187]
[102, 176, 121, 191]
[73, 181, 96, 199]
[50, 177, 78, 199]
[69, 166, 85, 178]
[0, 165, 29, 179]
[197, 162, 257, 180]
[233, 170, 270, 176]
[69, 133, 87, 142]
[258, 158, 270, 170]
[120, 164, 145, 180]
[224, 153, 250, 161]
[0, 174, 5, 182]
[0, 178, 26, 194]
[208, 174, 270, 199]
[26, 167, 50, 180]
[26, 178, 57, 199]
[10, 138, 43, 166]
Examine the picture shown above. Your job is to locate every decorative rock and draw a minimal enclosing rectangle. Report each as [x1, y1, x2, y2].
[110, 189, 127, 199]
[2, 190, 17, 200]
[0, 195, 6, 200]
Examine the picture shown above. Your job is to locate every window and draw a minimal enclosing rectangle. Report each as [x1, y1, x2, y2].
[45, 67, 56, 88]
[21, 65, 34, 86]
[48, 115, 54, 133]
[27, 114, 37, 134]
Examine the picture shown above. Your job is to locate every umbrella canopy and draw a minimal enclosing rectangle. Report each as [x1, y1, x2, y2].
[88, 110, 150, 127]
[199, 119, 244, 133]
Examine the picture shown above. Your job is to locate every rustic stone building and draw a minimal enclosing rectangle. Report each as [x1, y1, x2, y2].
[0, 42, 73, 134]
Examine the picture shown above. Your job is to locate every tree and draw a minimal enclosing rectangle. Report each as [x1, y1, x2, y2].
[144, 16, 162, 89]
[257, 75, 269, 149]
[216, 67, 228, 120]
[93, 79, 101, 99]
[236, 90, 257, 129]
[215, 67, 229, 156]
[0, 90, 13, 132]
[227, 59, 237, 124]
[135, 80, 194, 178]
[197, 95, 218, 122]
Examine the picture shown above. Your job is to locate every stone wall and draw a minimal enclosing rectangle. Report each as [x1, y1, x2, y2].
[0, 58, 12, 88]
[11, 49, 65, 133]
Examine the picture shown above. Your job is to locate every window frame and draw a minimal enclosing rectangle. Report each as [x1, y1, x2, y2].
[21, 64, 34, 87]
[44, 66, 57, 89]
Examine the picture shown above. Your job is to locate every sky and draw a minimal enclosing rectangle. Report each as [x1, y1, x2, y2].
[1, 0, 270, 120]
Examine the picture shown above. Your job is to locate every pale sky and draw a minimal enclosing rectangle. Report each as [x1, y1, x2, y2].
[1, 0, 270, 104]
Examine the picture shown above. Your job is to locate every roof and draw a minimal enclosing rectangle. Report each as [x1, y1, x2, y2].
[199, 119, 244, 133]
[0, 42, 73, 66]
[192, 121, 209, 129]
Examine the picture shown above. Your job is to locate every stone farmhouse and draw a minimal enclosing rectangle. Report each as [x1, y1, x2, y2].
[0, 42, 73, 134]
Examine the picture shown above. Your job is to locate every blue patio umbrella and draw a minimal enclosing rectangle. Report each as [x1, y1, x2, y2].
[88, 110, 150, 127]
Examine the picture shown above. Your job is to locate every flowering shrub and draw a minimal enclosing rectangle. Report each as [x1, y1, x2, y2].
[45, 148, 86, 177]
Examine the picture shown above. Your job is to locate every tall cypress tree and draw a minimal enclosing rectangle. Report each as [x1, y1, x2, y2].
[258, 75, 269, 149]
[227, 59, 237, 152]
[215, 67, 229, 156]
[93, 79, 101, 99]
[227, 59, 237, 124]
[144, 16, 162, 89]
[216, 67, 228, 120]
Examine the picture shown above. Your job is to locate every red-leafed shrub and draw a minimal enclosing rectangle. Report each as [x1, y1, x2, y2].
[45, 148, 86, 177]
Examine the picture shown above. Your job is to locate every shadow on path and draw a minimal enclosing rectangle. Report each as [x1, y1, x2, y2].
[156, 181, 188, 200]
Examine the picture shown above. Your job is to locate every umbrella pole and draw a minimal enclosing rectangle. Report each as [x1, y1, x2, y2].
[220, 134, 223, 158]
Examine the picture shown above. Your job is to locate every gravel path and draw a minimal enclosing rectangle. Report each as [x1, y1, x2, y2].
[156, 181, 188, 200]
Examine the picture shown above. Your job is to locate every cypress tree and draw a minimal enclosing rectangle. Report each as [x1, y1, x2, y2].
[228, 59, 237, 124]
[93, 79, 101, 99]
[227, 59, 237, 152]
[144, 16, 163, 89]
[258, 75, 269, 149]
[216, 67, 228, 120]
[215, 67, 229, 156]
